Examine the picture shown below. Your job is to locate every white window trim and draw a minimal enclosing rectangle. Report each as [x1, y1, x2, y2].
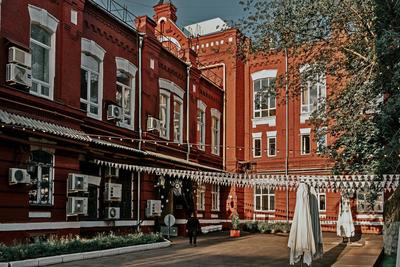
[29, 150, 55, 206]
[159, 89, 171, 140]
[116, 58, 137, 130]
[267, 135, 277, 157]
[81, 38, 105, 120]
[252, 117, 276, 127]
[28, 5, 59, 101]
[211, 184, 220, 211]
[197, 184, 206, 211]
[211, 109, 221, 156]
[197, 100, 207, 151]
[252, 132, 262, 158]
[317, 192, 326, 212]
[251, 69, 278, 81]
[159, 78, 185, 99]
[300, 128, 311, 155]
[254, 186, 275, 212]
[173, 97, 183, 143]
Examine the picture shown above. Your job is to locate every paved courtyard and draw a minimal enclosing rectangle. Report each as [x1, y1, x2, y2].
[54, 232, 382, 267]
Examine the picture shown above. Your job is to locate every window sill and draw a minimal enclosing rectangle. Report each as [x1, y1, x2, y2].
[117, 122, 134, 131]
[300, 113, 310, 124]
[252, 116, 276, 128]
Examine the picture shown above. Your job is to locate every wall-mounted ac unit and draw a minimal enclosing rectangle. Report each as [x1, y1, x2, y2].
[68, 173, 88, 193]
[6, 63, 32, 88]
[9, 168, 30, 185]
[146, 200, 162, 217]
[147, 116, 161, 132]
[104, 183, 122, 202]
[107, 104, 123, 121]
[67, 197, 88, 216]
[105, 207, 120, 220]
[9, 47, 31, 67]
[105, 166, 119, 178]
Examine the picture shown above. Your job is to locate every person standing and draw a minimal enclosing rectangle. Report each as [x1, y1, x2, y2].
[186, 213, 200, 246]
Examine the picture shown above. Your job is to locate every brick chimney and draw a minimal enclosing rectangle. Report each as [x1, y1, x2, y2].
[153, 0, 177, 23]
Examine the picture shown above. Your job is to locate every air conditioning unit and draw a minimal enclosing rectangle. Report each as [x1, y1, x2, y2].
[9, 168, 31, 185]
[146, 200, 162, 217]
[105, 166, 119, 178]
[147, 116, 161, 132]
[9, 47, 31, 67]
[107, 104, 123, 121]
[67, 197, 88, 216]
[105, 207, 120, 220]
[68, 173, 88, 193]
[6, 63, 32, 87]
[104, 183, 122, 202]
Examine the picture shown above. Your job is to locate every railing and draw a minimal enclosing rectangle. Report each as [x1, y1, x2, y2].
[90, 0, 137, 30]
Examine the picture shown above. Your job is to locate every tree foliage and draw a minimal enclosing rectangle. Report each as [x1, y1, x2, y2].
[237, 0, 400, 174]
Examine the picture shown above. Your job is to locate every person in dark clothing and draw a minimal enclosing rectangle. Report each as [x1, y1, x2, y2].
[186, 213, 200, 246]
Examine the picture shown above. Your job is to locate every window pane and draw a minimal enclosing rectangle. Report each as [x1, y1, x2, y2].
[117, 70, 130, 86]
[301, 83, 309, 106]
[255, 187, 261, 194]
[80, 69, 88, 100]
[269, 137, 276, 156]
[254, 138, 261, 156]
[82, 54, 99, 72]
[310, 83, 318, 111]
[124, 87, 131, 116]
[31, 24, 50, 45]
[90, 73, 99, 104]
[319, 194, 326, 210]
[256, 196, 261, 210]
[31, 42, 49, 83]
[254, 79, 261, 92]
[302, 134, 310, 154]
[262, 195, 268, 210]
[269, 195, 275, 210]
[116, 84, 122, 107]
[90, 105, 98, 115]
[174, 101, 181, 142]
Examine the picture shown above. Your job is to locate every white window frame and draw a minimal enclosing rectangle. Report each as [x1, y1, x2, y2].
[116, 57, 137, 129]
[211, 184, 220, 211]
[81, 38, 105, 120]
[252, 132, 262, 158]
[252, 77, 276, 118]
[357, 189, 384, 213]
[211, 108, 221, 156]
[300, 128, 311, 155]
[197, 100, 207, 150]
[254, 186, 275, 212]
[28, 5, 59, 100]
[197, 184, 206, 211]
[159, 89, 171, 139]
[317, 192, 326, 212]
[300, 65, 326, 120]
[28, 149, 55, 206]
[173, 97, 183, 143]
[267, 131, 277, 157]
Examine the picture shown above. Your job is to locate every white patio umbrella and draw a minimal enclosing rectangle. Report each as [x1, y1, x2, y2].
[336, 196, 355, 241]
[288, 183, 316, 266]
[309, 187, 324, 260]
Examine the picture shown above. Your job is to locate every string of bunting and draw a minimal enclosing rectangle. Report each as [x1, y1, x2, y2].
[94, 159, 400, 192]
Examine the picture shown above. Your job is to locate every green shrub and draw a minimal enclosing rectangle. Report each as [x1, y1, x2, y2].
[257, 221, 270, 233]
[244, 221, 258, 232]
[0, 232, 164, 262]
[231, 213, 240, 230]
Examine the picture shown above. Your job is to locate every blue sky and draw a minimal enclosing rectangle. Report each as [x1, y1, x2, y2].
[119, 0, 244, 27]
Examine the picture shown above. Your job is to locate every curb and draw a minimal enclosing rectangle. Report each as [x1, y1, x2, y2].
[4, 240, 171, 267]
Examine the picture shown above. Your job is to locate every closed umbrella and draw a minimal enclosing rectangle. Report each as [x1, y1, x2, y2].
[288, 183, 316, 266]
[309, 187, 324, 260]
[336, 196, 355, 242]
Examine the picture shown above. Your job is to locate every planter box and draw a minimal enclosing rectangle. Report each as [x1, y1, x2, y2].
[230, 230, 240, 237]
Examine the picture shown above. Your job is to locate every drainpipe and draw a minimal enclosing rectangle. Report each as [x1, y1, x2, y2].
[186, 64, 191, 161]
[285, 47, 289, 224]
[137, 33, 144, 228]
[199, 63, 226, 170]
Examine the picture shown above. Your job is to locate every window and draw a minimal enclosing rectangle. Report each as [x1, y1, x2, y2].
[28, 150, 54, 205]
[253, 135, 261, 158]
[316, 128, 327, 154]
[173, 99, 183, 143]
[115, 57, 137, 128]
[159, 92, 170, 139]
[197, 100, 206, 150]
[29, 5, 59, 100]
[255, 186, 275, 211]
[253, 77, 276, 118]
[267, 131, 277, 157]
[211, 110, 221, 155]
[318, 192, 326, 212]
[301, 70, 326, 114]
[197, 184, 206, 211]
[357, 189, 384, 213]
[300, 128, 311, 155]
[80, 39, 105, 120]
[211, 184, 220, 211]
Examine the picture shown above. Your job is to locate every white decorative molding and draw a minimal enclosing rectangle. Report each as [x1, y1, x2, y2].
[251, 69, 278, 81]
[81, 38, 106, 60]
[116, 57, 138, 77]
[159, 78, 184, 99]
[255, 214, 266, 218]
[252, 132, 262, 138]
[159, 36, 182, 50]
[28, 4, 59, 32]
[197, 100, 207, 111]
[300, 128, 311, 135]
[196, 213, 203, 218]
[300, 113, 310, 124]
[356, 214, 383, 220]
[29, 212, 51, 218]
[252, 117, 276, 127]
[211, 214, 219, 219]
[87, 175, 101, 186]
[267, 131, 277, 137]
[210, 108, 221, 120]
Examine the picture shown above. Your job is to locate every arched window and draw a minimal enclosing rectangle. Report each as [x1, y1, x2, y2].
[28, 150, 54, 205]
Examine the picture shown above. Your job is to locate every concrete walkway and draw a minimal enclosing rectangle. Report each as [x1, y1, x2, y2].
[54, 232, 382, 267]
